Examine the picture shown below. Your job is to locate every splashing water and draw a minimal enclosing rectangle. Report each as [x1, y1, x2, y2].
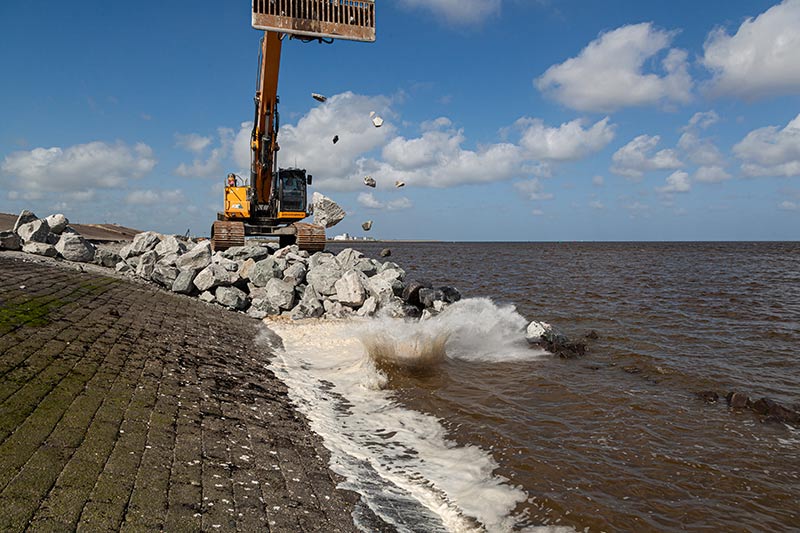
[258, 298, 563, 532]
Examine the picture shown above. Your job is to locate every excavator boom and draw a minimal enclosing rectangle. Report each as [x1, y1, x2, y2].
[252, 0, 376, 42]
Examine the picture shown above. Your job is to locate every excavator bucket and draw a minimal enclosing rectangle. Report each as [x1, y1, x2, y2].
[252, 0, 376, 42]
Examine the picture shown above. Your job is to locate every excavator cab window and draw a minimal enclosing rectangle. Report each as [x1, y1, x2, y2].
[278, 170, 307, 213]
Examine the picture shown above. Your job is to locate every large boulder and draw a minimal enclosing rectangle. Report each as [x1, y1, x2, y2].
[175, 241, 212, 272]
[291, 287, 324, 319]
[0, 231, 22, 251]
[94, 248, 121, 268]
[306, 260, 342, 296]
[249, 257, 284, 287]
[55, 233, 95, 263]
[44, 214, 69, 234]
[283, 262, 307, 286]
[418, 288, 445, 309]
[333, 270, 367, 307]
[367, 276, 395, 306]
[402, 280, 432, 308]
[171, 269, 197, 294]
[193, 263, 235, 292]
[222, 245, 271, 262]
[17, 219, 50, 243]
[13, 210, 38, 232]
[121, 231, 162, 259]
[154, 235, 186, 257]
[336, 248, 363, 270]
[136, 250, 158, 279]
[264, 278, 296, 311]
[312, 192, 346, 228]
[151, 263, 179, 288]
[22, 242, 57, 257]
[356, 296, 378, 317]
[215, 286, 248, 310]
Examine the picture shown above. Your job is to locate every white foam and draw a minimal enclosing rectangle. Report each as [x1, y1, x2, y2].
[258, 298, 552, 532]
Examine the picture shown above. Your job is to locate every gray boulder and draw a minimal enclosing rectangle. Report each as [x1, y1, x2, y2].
[334, 270, 367, 307]
[307, 260, 343, 296]
[94, 248, 121, 268]
[323, 300, 351, 319]
[136, 250, 158, 279]
[418, 288, 445, 309]
[265, 278, 296, 311]
[222, 245, 271, 262]
[13, 210, 38, 232]
[193, 264, 235, 292]
[151, 263, 179, 288]
[115, 261, 133, 274]
[249, 257, 284, 287]
[215, 286, 248, 310]
[273, 245, 300, 259]
[291, 287, 325, 319]
[312, 192, 346, 228]
[402, 280, 432, 307]
[154, 235, 186, 257]
[198, 291, 216, 303]
[367, 276, 396, 306]
[354, 258, 378, 277]
[44, 214, 69, 234]
[171, 269, 197, 294]
[22, 242, 57, 257]
[283, 262, 307, 286]
[356, 296, 378, 317]
[249, 298, 280, 317]
[336, 248, 363, 270]
[55, 233, 95, 263]
[0, 231, 22, 251]
[175, 241, 212, 272]
[122, 231, 162, 259]
[17, 219, 50, 243]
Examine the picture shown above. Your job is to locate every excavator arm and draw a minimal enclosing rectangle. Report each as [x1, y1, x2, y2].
[250, 31, 283, 207]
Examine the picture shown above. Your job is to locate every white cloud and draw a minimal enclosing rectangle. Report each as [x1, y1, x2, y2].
[779, 200, 798, 211]
[702, 0, 800, 98]
[536, 23, 692, 112]
[657, 170, 691, 193]
[733, 114, 800, 177]
[516, 117, 616, 161]
[694, 166, 731, 183]
[1, 141, 156, 192]
[590, 200, 605, 210]
[686, 111, 719, 130]
[175, 128, 234, 179]
[514, 178, 553, 201]
[611, 135, 683, 179]
[592, 175, 605, 186]
[175, 133, 212, 154]
[125, 189, 185, 205]
[356, 192, 412, 211]
[398, 0, 501, 25]
[678, 130, 725, 167]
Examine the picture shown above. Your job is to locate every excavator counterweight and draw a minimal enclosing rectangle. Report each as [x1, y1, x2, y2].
[252, 0, 376, 42]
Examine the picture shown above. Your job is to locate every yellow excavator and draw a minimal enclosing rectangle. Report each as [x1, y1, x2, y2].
[211, 0, 376, 251]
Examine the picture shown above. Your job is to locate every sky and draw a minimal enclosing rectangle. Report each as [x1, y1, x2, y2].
[1, 0, 799, 241]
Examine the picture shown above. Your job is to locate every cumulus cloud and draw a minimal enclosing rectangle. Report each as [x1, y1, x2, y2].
[694, 166, 731, 183]
[536, 23, 692, 112]
[702, 0, 800, 98]
[514, 178, 553, 201]
[592, 175, 605, 186]
[779, 200, 798, 211]
[125, 189, 185, 205]
[590, 200, 605, 210]
[611, 135, 683, 179]
[357, 192, 413, 211]
[175, 133, 212, 154]
[1, 141, 156, 192]
[175, 128, 234, 179]
[733, 113, 800, 177]
[516, 117, 616, 161]
[657, 170, 691, 193]
[398, 0, 501, 25]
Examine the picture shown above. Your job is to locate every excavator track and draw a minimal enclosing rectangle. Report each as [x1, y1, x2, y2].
[211, 220, 245, 251]
[293, 223, 326, 253]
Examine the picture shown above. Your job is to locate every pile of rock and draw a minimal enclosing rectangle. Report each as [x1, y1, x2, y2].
[0, 210, 96, 262]
[110, 231, 461, 320]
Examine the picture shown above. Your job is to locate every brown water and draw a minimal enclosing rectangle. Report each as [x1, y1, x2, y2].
[328, 242, 800, 532]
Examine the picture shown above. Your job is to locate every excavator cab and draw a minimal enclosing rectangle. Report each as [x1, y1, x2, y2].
[276, 169, 309, 217]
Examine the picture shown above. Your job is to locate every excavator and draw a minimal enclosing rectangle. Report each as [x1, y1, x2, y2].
[211, 0, 376, 251]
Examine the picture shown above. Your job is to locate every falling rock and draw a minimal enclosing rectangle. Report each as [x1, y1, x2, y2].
[13, 210, 38, 232]
[380, 248, 391, 258]
[334, 270, 367, 307]
[312, 192, 346, 228]
[265, 278, 296, 310]
[395, 180, 405, 188]
[312, 93, 328, 102]
[307, 260, 343, 296]
[363, 176, 376, 188]
[45, 214, 69, 234]
[55, 233, 96, 263]
[222, 245, 271, 262]
[332, 135, 339, 144]
[136, 250, 158, 279]
[193, 264, 235, 292]
[362, 220, 373, 232]
[171, 269, 197, 294]
[249, 257, 284, 287]
[370, 112, 384, 128]
[22, 242, 58, 257]
[175, 241, 212, 272]
[17, 219, 51, 243]
[151, 263, 179, 288]
[215, 286, 248, 310]
[94, 248, 121, 268]
[155, 235, 187, 257]
[0, 231, 22, 251]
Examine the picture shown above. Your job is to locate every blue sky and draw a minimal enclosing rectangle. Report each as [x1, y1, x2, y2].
[1, 0, 799, 241]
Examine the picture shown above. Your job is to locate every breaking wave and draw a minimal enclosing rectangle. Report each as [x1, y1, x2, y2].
[257, 298, 561, 532]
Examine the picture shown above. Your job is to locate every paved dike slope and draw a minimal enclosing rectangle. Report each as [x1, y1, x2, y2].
[0, 255, 360, 532]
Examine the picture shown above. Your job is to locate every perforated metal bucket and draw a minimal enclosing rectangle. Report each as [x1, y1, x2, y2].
[252, 0, 376, 42]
